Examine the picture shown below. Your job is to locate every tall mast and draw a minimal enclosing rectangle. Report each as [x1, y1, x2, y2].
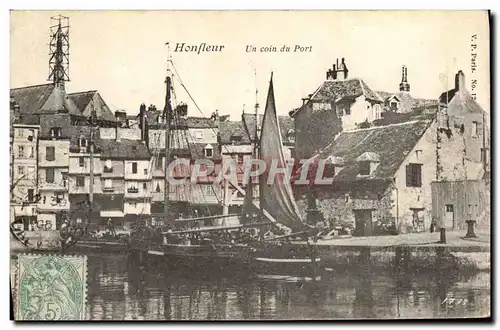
[254, 69, 260, 146]
[88, 106, 96, 225]
[164, 43, 173, 223]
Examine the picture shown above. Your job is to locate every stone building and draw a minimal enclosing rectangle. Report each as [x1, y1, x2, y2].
[290, 60, 438, 160]
[431, 70, 490, 231]
[296, 118, 437, 235]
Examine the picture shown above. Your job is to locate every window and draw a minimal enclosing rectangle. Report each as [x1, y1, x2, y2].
[415, 150, 423, 160]
[144, 169, 148, 175]
[27, 129, 34, 142]
[156, 183, 161, 192]
[472, 121, 478, 137]
[18, 166, 24, 176]
[204, 146, 213, 157]
[28, 146, 34, 158]
[79, 157, 85, 167]
[104, 179, 112, 189]
[27, 189, 34, 202]
[481, 148, 489, 165]
[76, 176, 85, 187]
[17, 129, 24, 138]
[344, 104, 351, 115]
[359, 161, 370, 176]
[18, 145, 24, 158]
[132, 162, 137, 174]
[50, 127, 61, 138]
[390, 101, 398, 111]
[79, 137, 87, 148]
[27, 166, 35, 179]
[46, 168, 55, 183]
[104, 159, 113, 172]
[46, 146, 55, 161]
[406, 163, 422, 187]
[445, 204, 454, 213]
[142, 182, 147, 189]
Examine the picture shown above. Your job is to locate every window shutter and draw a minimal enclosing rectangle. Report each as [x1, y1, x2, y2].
[405, 165, 411, 187]
[46, 169, 55, 183]
[46, 146, 55, 161]
[416, 165, 422, 187]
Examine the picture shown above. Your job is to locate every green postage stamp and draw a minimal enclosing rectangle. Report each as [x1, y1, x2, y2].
[14, 254, 87, 321]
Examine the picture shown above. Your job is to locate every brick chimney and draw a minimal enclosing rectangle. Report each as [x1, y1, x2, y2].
[399, 65, 410, 92]
[455, 70, 466, 92]
[139, 103, 147, 142]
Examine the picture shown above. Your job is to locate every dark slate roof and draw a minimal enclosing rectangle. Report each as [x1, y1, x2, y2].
[99, 139, 150, 160]
[314, 119, 433, 194]
[68, 91, 96, 113]
[68, 91, 117, 123]
[376, 90, 439, 114]
[10, 83, 54, 115]
[10, 83, 83, 117]
[186, 117, 218, 128]
[68, 126, 103, 153]
[311, 78, 383, 104]
[39, 114, 73, 139]
[219, 120, 250, 144]
[438, 88, 458, 104]
[439, 89, 485, 115]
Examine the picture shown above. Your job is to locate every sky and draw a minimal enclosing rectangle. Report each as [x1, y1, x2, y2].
[10, 10, 490, 119]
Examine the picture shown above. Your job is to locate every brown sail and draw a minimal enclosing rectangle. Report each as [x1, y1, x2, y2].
[258, 73, 312, 232]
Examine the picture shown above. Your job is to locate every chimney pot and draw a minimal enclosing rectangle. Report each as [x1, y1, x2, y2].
[455, 70, 466, 92]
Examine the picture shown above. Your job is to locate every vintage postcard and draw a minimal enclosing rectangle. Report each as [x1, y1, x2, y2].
[10, 10, 490, 320]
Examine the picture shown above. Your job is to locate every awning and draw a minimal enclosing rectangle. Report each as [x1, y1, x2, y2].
[100, 210, 124, 217]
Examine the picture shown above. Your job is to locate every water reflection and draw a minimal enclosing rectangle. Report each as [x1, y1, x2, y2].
[84, 254, 490, 320]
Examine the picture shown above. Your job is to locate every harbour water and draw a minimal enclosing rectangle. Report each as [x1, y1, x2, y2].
[82, 253, 490, 320]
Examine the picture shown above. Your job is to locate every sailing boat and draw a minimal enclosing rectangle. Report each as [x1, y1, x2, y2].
[246, 73, 322, 275]
[131, 70, 324, 274]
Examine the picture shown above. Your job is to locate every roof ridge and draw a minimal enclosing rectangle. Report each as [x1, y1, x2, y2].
[343, 119, 431, 133]
[68, 90, 98, 95]
[10, 83, 54, 91]
[358, 78, 367, 96]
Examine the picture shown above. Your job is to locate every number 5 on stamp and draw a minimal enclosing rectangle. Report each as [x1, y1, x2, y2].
[15, 254, 87, 321]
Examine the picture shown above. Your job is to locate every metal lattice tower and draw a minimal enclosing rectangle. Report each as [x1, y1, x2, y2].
[48, 15, 70, 86]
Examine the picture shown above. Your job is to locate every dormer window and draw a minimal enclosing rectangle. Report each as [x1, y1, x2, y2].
[390, 101, 398, 111]
[356, 152, 380, 177]
[50, 127, 62, 138]
[324, 155, 345, 178]
[230, 135, 242, 144]
[79, 137, 87, 148]
[204, 144, 214, 157]
[358, 161, 370, 175]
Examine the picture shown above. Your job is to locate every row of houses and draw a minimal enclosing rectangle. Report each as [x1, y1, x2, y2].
[9, 80, 295, 232]
[10, 59, 490, 236]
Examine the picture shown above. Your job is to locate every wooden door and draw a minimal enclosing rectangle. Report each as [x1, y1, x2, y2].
[444, 204, 455, 230]
[354, 210, 373, 236]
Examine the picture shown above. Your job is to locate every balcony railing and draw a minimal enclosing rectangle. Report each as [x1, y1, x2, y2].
[103, 187, 115, 192]
[127, 188, 139, 193]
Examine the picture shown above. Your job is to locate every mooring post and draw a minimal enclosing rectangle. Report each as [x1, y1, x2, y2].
[465, 220, 477, 238]
[439, 228, 447, 244]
